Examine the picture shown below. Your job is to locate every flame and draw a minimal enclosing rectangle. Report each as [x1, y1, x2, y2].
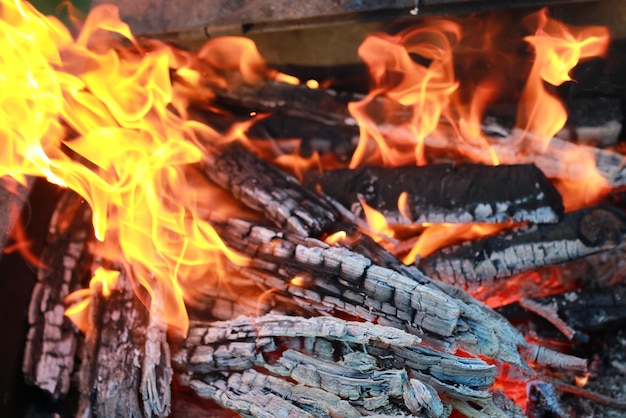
[349, 21, 460, 168]
[575, 373, 589, 387]
[324, 230, 347, 245]
[349, 11, 610, 211]
[403, 222, 513, 263]
[0, 0, 262, 335]
[305, 79, 319, 89]
[359, 198, 395, 242]
[289, 275, 307, 287]
[64, 267, 120, 333]
[516, 8, 609, 146]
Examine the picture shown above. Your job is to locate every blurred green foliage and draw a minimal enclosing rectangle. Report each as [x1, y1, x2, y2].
[30, 0, 91, 24]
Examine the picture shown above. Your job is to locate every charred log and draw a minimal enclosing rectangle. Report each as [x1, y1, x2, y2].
[174, 315, 503, 416]
[208, 216, 535, 370]
[22, 190, 93, 401]
[313, 163, 564, 225]
[498, 284, 626, 338]
[77, 267, 148, 417]
[199, 141, 337, 237]
[76, 266, 172, 418]
[196, 81, 626, 188]
[419, 206, 626, 289]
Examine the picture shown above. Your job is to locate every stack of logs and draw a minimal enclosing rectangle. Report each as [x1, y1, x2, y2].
[18, 77, 626, 417]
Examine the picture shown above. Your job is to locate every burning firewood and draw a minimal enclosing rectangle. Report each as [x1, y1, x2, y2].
[197, 80, 626, 191]
[76, 262, 173, 418]
[199, 141, 337, 237]
[10, 1, 626, 416]
[174, 315, 498, 416]
[208, 215, 582, 372]
[22, 189, 93, 401]
[498, 283, 626, 340]
[313, 163, 564, 225]
[419, 206, 626, 290]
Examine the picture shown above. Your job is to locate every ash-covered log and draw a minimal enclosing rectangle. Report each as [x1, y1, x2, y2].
[419, 206, 626, 290]
[76, 264, 172, 418]
[208, 216, 546, 371]
[199, 141, 337, 237]
[22, 190, 93, 401]
[174, 315, 501, 416]
[313, 163, 564, 225]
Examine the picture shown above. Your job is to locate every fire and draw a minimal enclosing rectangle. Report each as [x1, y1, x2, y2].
[516, 9, 609, 143]
[349, 20, 460, 168]
[0, 0, 266, 335]
[349, 9, 610, 210]
[65, 267, 120, 333]
[359, 198, 395, 242]
[324, 230, 347, 245]
[402, 222, 513, 263]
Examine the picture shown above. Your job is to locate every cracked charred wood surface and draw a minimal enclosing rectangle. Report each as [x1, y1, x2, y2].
[77, 267, 147, 417]
[209, 216, 530, 370]
[499, 283, 626, 336]
[205, 81, 626, 187]
[77, 266, 172, 418]
[174, 315, 504, 416]
[314, 163, 564, 225]
[420, 206, 626, 290]
[22, 190, 93, 401]
[199, 141, 337, 237]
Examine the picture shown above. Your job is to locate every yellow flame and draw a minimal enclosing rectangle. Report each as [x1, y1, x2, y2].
[360, 198, 394, 241]
[516, 8, 609, 146]
[0, 1, 256, 335]
[324, 230, 347, 245]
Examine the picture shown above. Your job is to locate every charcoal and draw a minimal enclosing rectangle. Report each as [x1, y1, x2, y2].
[420, 206, 626, 289]
[313, 163, 563, 225]
[199, 141, 337, 237]
[498, 284, 626, 335]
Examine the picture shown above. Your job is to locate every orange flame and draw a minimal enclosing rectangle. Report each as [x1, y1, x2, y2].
[516, 8, 609, 146]
[349, 21, 460, 168]
[0, 1, 258, 335]
[349, 11, 610, 211]
[403, 222, 513, 263]
[64, 267, 120, 333]
[359, 198, 395, 242]
[324, 230, 347, 245]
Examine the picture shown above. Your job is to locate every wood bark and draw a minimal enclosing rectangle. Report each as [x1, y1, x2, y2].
[208, 216, 542, 371]
[419, 206, 626, 290]
[22, 190, 93, 401]
[77, 266, 148, 417]
[314, 163, 564, 225]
